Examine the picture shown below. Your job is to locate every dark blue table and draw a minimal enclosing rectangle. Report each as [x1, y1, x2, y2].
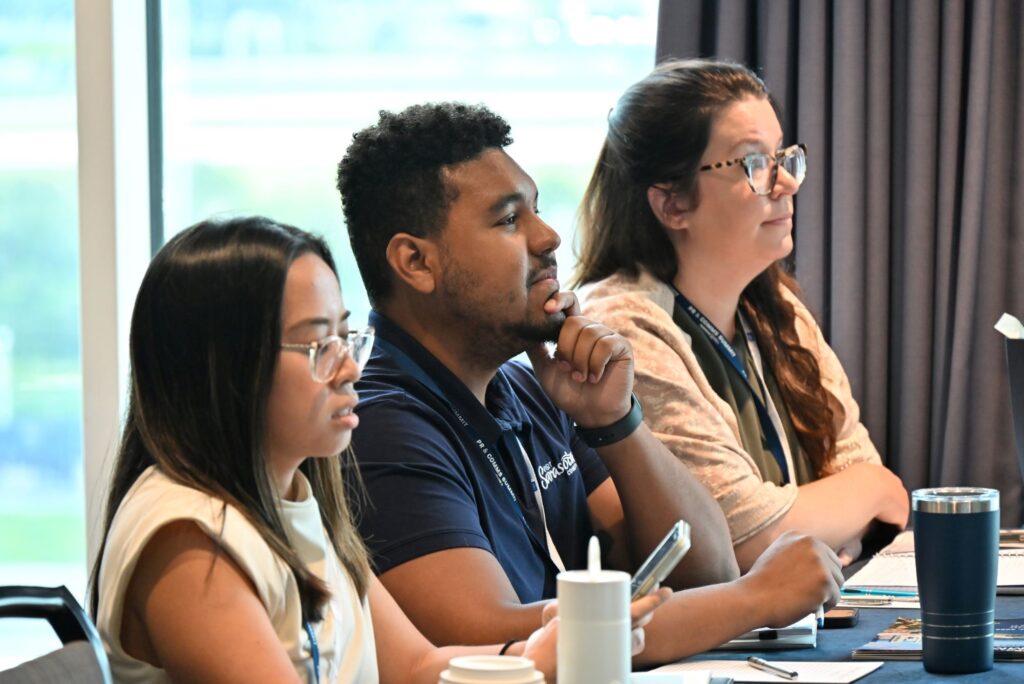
[680, 596, 1024, 681]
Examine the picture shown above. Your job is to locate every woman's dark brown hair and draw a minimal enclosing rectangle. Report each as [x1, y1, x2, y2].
[89, 216, 369, 621]
[575, 59, 838, 476]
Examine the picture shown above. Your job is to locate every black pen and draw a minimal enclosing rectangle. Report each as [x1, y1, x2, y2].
[747, 656, 799, 680]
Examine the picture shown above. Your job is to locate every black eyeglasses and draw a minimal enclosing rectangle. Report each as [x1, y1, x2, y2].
[699, 143, 807, 196]
[280, 326, 375, 383]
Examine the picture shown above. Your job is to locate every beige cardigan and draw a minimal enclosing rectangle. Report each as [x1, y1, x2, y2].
[579, 269, 881, 544]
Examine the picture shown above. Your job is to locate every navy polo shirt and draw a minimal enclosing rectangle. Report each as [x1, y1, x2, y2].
[349, 311, 610, 602]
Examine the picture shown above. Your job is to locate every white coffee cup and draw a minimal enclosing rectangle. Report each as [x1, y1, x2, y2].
[556, 568, 630, 684]
[438, 655, 544, 684]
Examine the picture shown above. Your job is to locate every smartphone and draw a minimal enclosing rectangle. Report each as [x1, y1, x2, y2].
[630, 520, 691, 600]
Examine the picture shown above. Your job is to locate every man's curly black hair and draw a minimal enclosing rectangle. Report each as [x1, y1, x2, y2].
[336, 102, 513, 307]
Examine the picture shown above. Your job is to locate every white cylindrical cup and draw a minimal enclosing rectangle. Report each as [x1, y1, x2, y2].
[438, 655, 543, 684]
[556, 569, 630, 684]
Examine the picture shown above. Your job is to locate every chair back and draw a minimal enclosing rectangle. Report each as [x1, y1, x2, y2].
[0, 585, 112, 684]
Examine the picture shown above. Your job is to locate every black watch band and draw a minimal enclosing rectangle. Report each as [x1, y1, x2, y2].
[576, 393, 644, 448]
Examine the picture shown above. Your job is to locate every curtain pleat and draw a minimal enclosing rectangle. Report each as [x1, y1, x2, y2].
[655, 0, 1024, 524]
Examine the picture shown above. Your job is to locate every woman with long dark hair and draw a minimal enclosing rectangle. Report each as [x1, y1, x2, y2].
[576, 59, 908, 571]
[89, 216, 668, 682]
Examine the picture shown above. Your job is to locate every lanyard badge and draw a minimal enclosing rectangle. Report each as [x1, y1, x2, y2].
[672, 288, 792, 484]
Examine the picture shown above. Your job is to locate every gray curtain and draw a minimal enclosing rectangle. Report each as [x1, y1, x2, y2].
[656, 0, 1024, 525]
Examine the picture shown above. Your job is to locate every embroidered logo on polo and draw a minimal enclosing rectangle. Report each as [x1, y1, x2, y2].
[537, 451, 578, 490]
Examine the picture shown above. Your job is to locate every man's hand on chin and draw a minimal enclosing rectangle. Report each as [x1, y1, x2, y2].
[526, 290, 634, 428]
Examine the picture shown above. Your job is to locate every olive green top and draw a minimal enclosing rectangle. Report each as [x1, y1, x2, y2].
[673, 303, 814, 485]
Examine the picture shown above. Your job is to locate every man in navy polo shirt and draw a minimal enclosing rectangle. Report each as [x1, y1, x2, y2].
[336, 102, 843, 664]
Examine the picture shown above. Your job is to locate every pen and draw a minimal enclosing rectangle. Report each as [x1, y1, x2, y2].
[815, 605, 824, 628]
[747, 656, 798, 680]
[839, 595, 892, 606]
[842, 587, 918, 598]
[1000, 530, 1024, 547]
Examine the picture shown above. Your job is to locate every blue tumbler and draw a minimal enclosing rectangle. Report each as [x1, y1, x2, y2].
[912, 487, 999, 674]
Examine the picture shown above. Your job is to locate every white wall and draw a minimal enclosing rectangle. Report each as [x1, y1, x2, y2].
[75, 0, 152, 574]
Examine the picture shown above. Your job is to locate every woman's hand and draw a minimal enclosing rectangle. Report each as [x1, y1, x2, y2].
[836, 539, 863, 567]
[522, 603, 560, 681]
[630, 587, 673, 655]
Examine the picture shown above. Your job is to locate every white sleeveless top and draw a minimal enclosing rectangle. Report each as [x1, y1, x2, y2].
[96, 466, 379, 683]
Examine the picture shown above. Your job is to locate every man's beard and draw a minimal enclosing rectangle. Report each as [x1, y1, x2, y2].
[504, 311, 564, 346]
[512, 252, 564, 344]
[437, 254, 564, 365]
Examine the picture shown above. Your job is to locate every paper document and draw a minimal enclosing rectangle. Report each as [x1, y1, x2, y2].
[996, 313, 1024, 339]
[845, 530, 1024, 592]
[631, 672, 710, 683]
[654, 659, 883, 683]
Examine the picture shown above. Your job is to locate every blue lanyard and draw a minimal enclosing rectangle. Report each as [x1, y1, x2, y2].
[304, 621, 320, 683]
[373, 337, 561, 574]
[672, 288, 791, 484]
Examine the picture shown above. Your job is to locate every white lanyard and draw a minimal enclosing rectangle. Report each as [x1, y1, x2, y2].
[513, 436, 567, 573]
[374, 336, 568, 572]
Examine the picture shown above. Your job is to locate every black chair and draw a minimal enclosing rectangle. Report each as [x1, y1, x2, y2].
[0, 585, 112, 684]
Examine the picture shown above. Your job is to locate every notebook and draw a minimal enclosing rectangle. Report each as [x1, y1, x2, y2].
[714, 613, 816, 650]
[852, 615, 1024, 661]
[844, 530, 1024, 594]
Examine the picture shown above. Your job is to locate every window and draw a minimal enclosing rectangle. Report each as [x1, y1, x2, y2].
[0, 1, 84, 666]
[0, 0, 658, 666]
[160, 0, 659, 323]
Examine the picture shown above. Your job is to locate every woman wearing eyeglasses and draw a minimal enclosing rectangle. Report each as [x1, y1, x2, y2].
[88, 216, 667, 682]
[576, 59, 908, 572]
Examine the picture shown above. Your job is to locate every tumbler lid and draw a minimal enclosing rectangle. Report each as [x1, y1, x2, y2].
[912, 487, 999, 513]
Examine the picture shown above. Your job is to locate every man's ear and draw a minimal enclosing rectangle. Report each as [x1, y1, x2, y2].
[646, 185, 691, 232]
[385, 232, 439, 294]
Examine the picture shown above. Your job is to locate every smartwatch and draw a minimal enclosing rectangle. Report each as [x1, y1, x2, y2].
[576, 393, 644, 448]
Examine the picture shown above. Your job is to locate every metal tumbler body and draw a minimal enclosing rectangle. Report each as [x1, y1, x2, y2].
[912, 487, 999, 674]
